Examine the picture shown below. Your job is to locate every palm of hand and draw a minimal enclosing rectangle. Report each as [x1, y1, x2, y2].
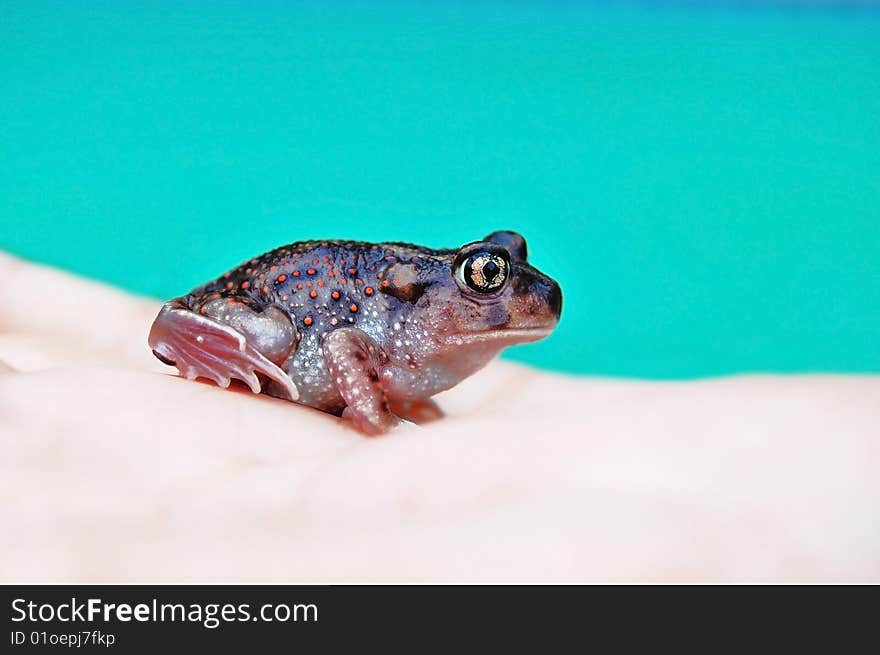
[1, 252, 877, 582]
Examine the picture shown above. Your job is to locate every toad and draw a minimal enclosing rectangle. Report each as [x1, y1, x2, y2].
[148, 231, 562, 434]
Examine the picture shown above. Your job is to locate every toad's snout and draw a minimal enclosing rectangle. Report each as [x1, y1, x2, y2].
[548, 280, 562, 320]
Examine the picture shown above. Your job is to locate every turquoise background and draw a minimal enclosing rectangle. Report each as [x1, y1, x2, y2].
[2, 1, 879, 377]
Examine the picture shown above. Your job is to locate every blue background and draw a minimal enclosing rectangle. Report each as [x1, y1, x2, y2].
[2, 1, 878, 377]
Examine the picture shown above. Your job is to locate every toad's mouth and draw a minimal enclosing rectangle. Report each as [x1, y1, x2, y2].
[444, 326, 555, 347]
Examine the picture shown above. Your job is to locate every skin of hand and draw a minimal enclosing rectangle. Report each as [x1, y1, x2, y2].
[0, 251, 878, 583]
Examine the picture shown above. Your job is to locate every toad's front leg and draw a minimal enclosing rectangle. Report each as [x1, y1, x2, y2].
[148, 294, 299, 400]
[322, 328, 400, 435]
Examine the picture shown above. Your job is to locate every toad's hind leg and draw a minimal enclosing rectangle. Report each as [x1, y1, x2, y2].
[148, 296, 299, 401]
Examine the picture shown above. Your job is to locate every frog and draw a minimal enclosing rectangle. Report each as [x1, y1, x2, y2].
[148, 230, 562, 435]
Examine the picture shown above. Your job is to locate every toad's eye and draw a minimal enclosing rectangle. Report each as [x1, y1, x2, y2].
[455, 248, 510, 294]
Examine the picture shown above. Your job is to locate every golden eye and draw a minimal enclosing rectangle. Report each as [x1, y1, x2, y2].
[457, 250, 509, 294]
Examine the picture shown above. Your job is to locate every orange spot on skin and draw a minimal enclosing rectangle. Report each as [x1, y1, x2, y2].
[241, 281, 250, 290]
[303, 316, 313, 327]
[307, 268, 316, 275]
[349, 303, 359, 313]
[309, 290, 318, 299]
[293, 271, 300, 277]
[348, 267, 357, 276]
[317, 280, 325, 287]
[331, 291, 341, 300]
[312, 258, 319, 265]
[365, 287, 374, 296]
[380, 280, 390, 288]
[277, 274, 287, 283]
[296, 283, 304, 290]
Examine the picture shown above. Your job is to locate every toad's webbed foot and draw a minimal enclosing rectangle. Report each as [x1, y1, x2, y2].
[389, 398, 444, 425]
[148, 296, 299, 401]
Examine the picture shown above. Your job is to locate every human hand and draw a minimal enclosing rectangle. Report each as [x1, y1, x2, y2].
[1, 252, 877, 582]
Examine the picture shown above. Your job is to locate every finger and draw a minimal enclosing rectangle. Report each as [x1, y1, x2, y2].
[0, 251, 163, 370]
[0, 359, 16, 373]
[435, 359, 579, 417]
